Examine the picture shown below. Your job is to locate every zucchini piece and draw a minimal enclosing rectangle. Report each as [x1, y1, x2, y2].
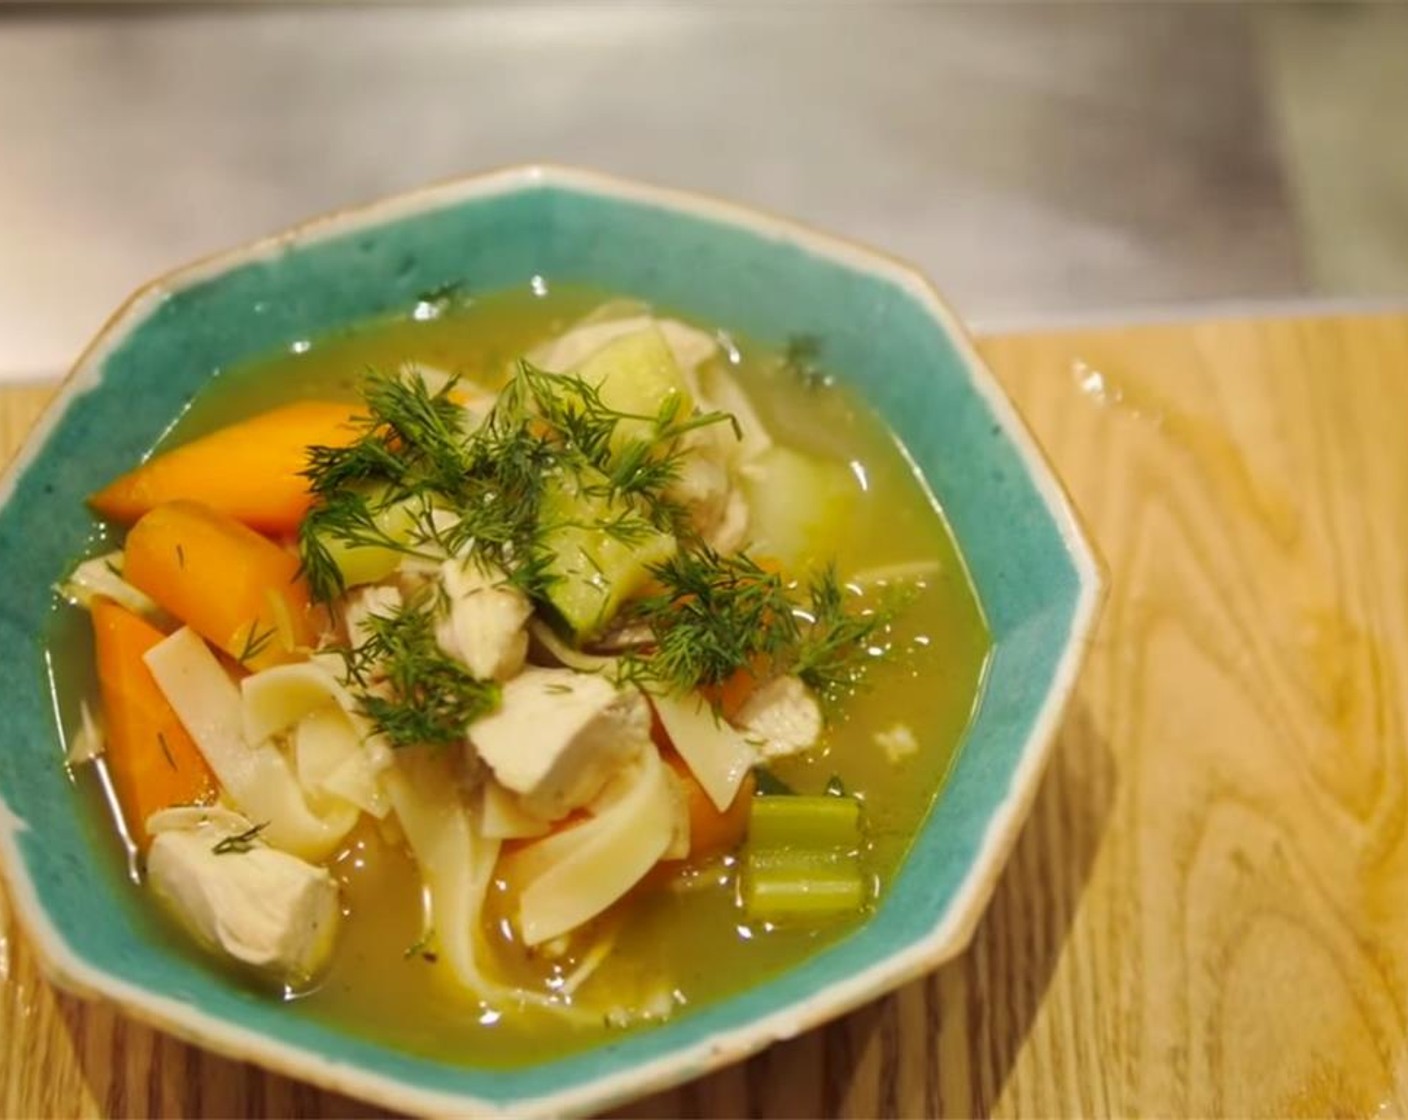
[537, 468, 676, 643]
[575, 327, 694, 451]
[316, 496, 419, 589]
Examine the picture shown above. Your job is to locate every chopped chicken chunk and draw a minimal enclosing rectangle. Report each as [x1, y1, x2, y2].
[875, 722, 920, 763]
[469, 668, 650, 820]
[734, 675, 823, 760]
[528, 315, 718, 378]
[435, 559, 532, 682]
[341, 583, 402, 644]
[666, 452, 730, 534]
[145, 807, 340, 982]
[705, 488, 750, 555]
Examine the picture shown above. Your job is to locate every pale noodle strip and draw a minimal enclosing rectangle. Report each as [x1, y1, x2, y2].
[650, 691, 754, 812]
[144, 628, 357, 862]
[382, 748, 595, 1022]
[510, 748, 678, 947]
[528, 619, 618, 674]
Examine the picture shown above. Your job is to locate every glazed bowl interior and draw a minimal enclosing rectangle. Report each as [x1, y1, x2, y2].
[0, 167, 1098, 1116]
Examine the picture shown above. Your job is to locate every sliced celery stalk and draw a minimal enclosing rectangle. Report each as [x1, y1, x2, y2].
[747, 795, 861, 851]
[741, 793, 869, 922]
[742, 848, 866, 919]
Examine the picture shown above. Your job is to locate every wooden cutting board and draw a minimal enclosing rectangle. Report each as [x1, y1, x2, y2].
[4, 312, 1405, 1118]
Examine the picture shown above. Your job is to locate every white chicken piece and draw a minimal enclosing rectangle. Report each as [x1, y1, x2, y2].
[665, 423, 751, 555]
[341, 583, 402, 644]
[435, 559, 532, 682]
[734, 675, 824, 760]
[527, 314, 718, 379]
[666, 450, 730, 533]
[704, 488, 750, 555]
[145, 807, 341, 982]
[469, 667, 650, 820]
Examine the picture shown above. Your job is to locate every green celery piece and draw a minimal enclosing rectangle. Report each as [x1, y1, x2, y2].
[742, 848, 866, 919]
[748, 794, 862, 851]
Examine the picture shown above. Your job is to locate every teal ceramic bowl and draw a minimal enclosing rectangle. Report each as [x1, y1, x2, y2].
[0, 166, 1101, 1116]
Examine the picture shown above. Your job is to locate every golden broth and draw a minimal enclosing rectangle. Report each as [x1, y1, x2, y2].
[49, 283, 989, 1066]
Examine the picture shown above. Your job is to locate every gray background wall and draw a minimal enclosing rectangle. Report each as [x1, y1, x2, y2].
[2, 2, 1405, 382]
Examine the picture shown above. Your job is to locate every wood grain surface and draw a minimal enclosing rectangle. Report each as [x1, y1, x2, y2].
[4, 313, 1406, 1118]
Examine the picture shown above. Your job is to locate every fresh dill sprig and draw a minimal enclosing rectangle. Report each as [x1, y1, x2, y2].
[793, 564, 906, 704]
[235, 622, 277, 666]
[212, 821, 269, 856]
[298, 357, 899, 725]
[509, 360, 734, 538]
[299, 361, 735, 603]
[363, 371, 475, 494]
[298, 371, 470, 600]
[780, 333, 831, 390]
[403, 929, 439, 962]
[622, 553, 901, 706]
[622, 548, 800, 692]
[342, 592, 500, 747]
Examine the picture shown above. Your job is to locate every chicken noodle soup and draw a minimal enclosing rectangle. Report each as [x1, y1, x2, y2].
[48, 285, 989, 1065]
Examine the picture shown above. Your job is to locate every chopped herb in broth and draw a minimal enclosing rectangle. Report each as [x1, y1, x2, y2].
[47, 283, 989, 1067]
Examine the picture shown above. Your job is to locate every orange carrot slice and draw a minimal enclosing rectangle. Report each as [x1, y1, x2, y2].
[91, 598, 217, 849]
[696, 656, 768, 722]
[123, 500, 315, 671]
[89, 401, 359, 535]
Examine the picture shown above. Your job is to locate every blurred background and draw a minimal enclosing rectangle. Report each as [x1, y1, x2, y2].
[1, 1, 1405, 384]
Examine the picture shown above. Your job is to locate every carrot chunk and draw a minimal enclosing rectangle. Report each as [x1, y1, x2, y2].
[91, 598, 217, 849]
[663, 750, 755, 861]
[89, 401, 359, 535]
[123, 500, 316, 671]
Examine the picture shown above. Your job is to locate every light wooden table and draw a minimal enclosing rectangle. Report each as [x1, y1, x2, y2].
[4, 313, 1405, 1118]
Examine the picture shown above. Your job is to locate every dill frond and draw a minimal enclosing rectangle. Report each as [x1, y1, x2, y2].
[623, 554, 902, 706]
[211, 821, 269, 855]
[342, 592, 499, 747]
[793, 564, 906, 705]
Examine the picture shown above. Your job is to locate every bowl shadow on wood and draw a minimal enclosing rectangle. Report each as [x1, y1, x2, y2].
[620, 698, 1116, 1119]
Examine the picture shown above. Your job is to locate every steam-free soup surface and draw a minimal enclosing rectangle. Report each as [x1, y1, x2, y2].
[49, 284, 988, 1066]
